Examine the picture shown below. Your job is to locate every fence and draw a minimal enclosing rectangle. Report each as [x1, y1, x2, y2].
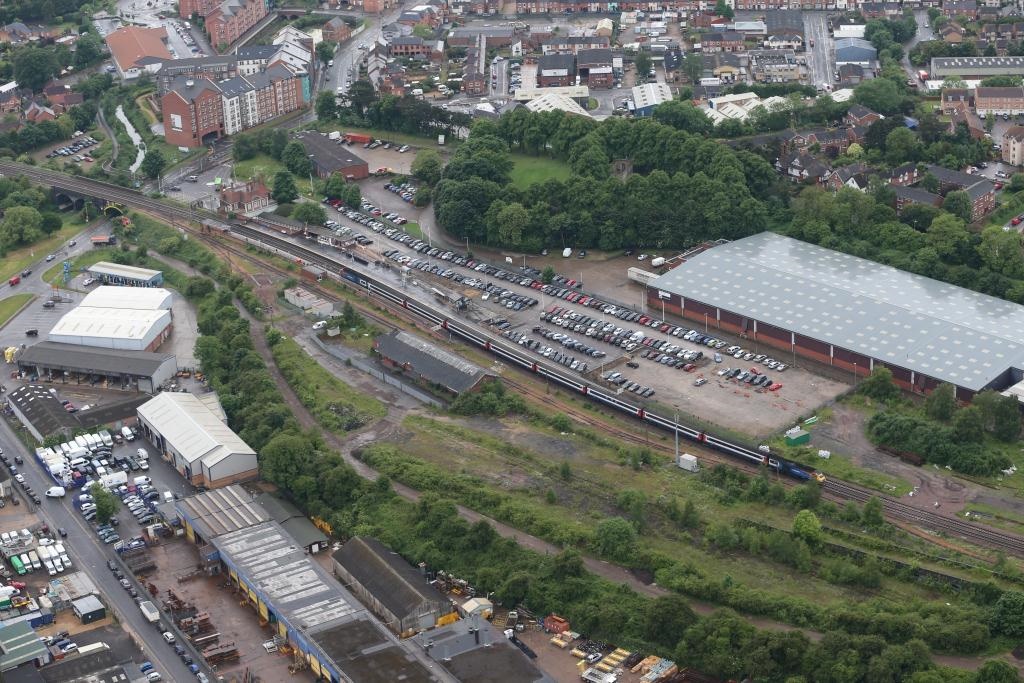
[309, 335, 444, 408]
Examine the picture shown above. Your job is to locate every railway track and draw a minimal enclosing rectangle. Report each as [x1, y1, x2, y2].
[9, 163, 1024, 557]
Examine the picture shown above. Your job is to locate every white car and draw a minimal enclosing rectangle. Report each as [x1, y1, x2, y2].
[82, 277, 96, 286]
[312, 320, 327, 330]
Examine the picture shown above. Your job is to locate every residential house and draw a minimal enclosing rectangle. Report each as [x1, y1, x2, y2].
[948, 104, 986, 139]
[894, 185, 943, 214]
[974, 86, 1024, 115]
[844, 103, 882, 127]
[706, 52, 745, 83]
[825, 163, 871, 192]
[764, 33, 803, 50]
[595, 18, 615, 37]
[219, 178, 270, 215]
[1002, 126, 1024, 166]
[541, 35, 610, 55]
[106, 26, 172, 80]
[206, 0, 269, 50]
[0, 22, 46, 44]
[398, 5, 440, 28]
[777, 151, 831, 184]
[702, 31, 745, 53]
[941, 88, 972, 113]
[942, 0, 979, 17]
[235, 45, 279, 75]
[837, 63, 865, 86]
[940, 24, 965, 43]
[537, 54, 576, 87]
[577, 48, 613, 89]
[462, 40, 486, 95]
[884, 162, 922, 186]
[926, 164, 995, 220]
[780, 127, 852, 156]
[388, 36, 436, 60]
[23, 102, 55, 123]
[322, 17, 352, 43]
[0, 84, 20, 114]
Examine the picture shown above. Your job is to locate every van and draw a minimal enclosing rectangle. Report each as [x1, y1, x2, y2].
[133, 476, 151, 487]
[27, 551, 41, 570]
[136, 448, 148, 460]
[84, 434, 98, 450]
[187, 175, 198, 182]
[45, 486, 65, 498]
[121, 426, 135, 442]
[75, 436, 89, 450]
[19, 554, 30, 571]
[99, 430, 113, 447]
[328, 59, 334, 67]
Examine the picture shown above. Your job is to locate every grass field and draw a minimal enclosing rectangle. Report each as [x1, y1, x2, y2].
[43, 248, 119, 286]
[233, 155, 315, 196]
[309, 122, 457, 150]
[0, 294, 33, 328]
[0, 222, 90, 284]
[509, 154, 572, 189]
[403, 221, 424, 240]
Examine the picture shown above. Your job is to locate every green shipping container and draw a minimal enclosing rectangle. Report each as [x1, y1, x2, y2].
[785, 430, 811, 446]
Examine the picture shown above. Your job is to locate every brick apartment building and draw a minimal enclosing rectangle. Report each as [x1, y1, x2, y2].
[702, 31, 746, 53]
[927, 165, 996, 221]
[179, 0, 220, 16]
[974, 86, 1024, 115]
[1003, 126, 1024, 166]
[537, 54, 576, 87]
[161, 64, 304, 147]
[155, 55, 239, 95]
[206, 0, 268, 50]
[388, 36, 437, 59]
[541, 35, 610, 55]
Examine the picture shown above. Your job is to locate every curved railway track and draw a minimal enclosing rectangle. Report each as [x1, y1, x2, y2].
[9, 163, 1024, 557]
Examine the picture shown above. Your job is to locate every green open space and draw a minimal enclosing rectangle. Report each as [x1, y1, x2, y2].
[233, 155, 315, 196]
[308, 121, 458, 149]
[0, 221, 91, 284]
[509, 153, 572, 190]
[402, 221, 423, 240]
[0, 294, 34, 328]
[43, 247, 119, 286]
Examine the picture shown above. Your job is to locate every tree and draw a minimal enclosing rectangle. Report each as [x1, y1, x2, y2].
[293, 202, 326, 226]
[884, 127, 920, 165]
[943, 190, 973, 223]
[635, 52, 653, 80]
[653, 100, 712, 134]
[859, 367, 900, 402]
[792, 509, 822, 546]
[714, 0, 734, 19]
[951, 405, 984, 443]
[924, 383, 957, 421]
[974, 661, 1021, 683]
[854, 78, 903, 114]
[140, 149, 165, 179]
[411, 149, 443, 185]
[642, 595, 698, 650]
[683, 53, 704, 84]
[40, 212, 62, 235]
[13, 47, 57, 92]
[282, 141, 312, 177]
[862, 497, 885, 528]
[973, 391, 1021, 442]
[541, 265, 555, 284]
[491, 201, 529, 246]
[343, 80, 377, 117]
[315, 40, 336, 64]
[0, 206, 42, 252]
[315, 90, 337, 121]
[920, 172, 940, 193]
[1009, 173, 1024, 194]
[272, 171, 298, 204]
[994, 591, 1024, 638]
[847, 142, 864, 157]
[592, 517, 637, 561]
[73, 33, 103, 68]
[89, 482, 119, 524]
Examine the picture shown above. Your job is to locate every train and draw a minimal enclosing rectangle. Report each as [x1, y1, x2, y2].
[240, 222, 827, 484]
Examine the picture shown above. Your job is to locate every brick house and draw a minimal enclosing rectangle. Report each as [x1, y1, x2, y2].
[824, 163, 870, 192]
[23, 102, 55, 123]
[926, 165, 995, 220]
[541, 35, 610, 55]
[894, 186, 942, 214]
[576, 48, 613, 89]
[844, 103, 882, 127]
[219, 178, 270, 215]
[974, 86, 1024, 115]
[941, 88, 972, 114]
[323, 17, 351, 43]
[388, 36, 435, 60]
[940, 24, 965, 43]
[776, 151, 831, 184]
[702, 31, 745, 53]
[942, 0, 978, 18]
[537, 54, 576, 87]
[884, 162, 922, 186]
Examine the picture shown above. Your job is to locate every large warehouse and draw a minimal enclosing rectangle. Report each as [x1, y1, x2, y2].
[136, 392, 257, 488]
[648, 232, 1024, 399]
[86, 261, 163, 287]
[48, 307, 172, 352]
[79, 286, 173, 310]
[16, 341, 177, 392]
[930, 56, 1024, 79]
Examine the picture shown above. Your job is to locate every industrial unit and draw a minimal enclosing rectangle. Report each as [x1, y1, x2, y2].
[136, 392, 257, 488]
[85, 262, 163, 287]
[78, 286, 173, 310]
[647, 232, 1024, 399]
[16, 342, 177, 393]
[373, 330, 492, 396]
[6, 385, 83, 443]
[331, 537, 451, 636]
[47, 307, 172, 352]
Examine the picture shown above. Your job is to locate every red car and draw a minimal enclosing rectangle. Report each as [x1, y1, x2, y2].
[1013, 216, 1023, 226]
[749, 367, 760, 375]
[683, 363, 696, 372]
[769, 383, 783, 391]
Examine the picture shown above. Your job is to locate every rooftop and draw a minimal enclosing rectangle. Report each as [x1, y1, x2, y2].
[254, 492, 329, 550]
[538, 53, 576, 71]
[632, 82, 673, 109]
[7, 385, 79, 437]
[175, 484, 269, 539]
[86, 261, 162, 282]
[105, 26, 172, 71]
[137, 392, 255, 467]
[294, 131, 367, 173]
[0, 621, 48, 671]
[414, 619, 552, 683]
[17, 342, 175, 377]
[48, 307, 170, 343]
[650, 232, 1024, 391]
[375, 330, 489, 393]
[332, 537, 446, 622]
[932, 55, 1024, 69]
[524, 93, 591, 117]
[79, 286, 172, 310]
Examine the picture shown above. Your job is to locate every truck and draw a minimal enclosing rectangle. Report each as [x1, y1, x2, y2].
[343, 132, 373, 145]
[918, 70, 929, 82]
[650, 256, 666, 268]
[140, 601, 160, 624]
[677, 453, 699, 472]
[328, 131, 341, 140]
[100, 471, 128, 489]
[562, 248, 572, 258]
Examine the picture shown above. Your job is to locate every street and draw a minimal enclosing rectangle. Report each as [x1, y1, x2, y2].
[901, 10, 934, 80]
[803, 12, 834, 89]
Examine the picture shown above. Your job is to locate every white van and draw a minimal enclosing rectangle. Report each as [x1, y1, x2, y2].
[136, 448, 148, 460]
[19, 554, 31, 571]
[60, 443, 73, 456]
[121, 426, 135, 442]
[45, 486, 66, 498]
[83, 434, 97, 450]
[133, 476, 151, 487]
[27, 551, 41, 570]
[99, 430, 113, 447]
[75, 435, 89, 450]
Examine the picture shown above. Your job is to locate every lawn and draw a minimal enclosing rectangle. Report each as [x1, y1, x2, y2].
[0, 222, 91, 284]
[0, 293, 33, 328]
[403, 221, 424, 240]
[43, 247, 119, 286]
[309, 122, 457, 149]
[233, 155, 315, 196]
[509, 154, 572, 189]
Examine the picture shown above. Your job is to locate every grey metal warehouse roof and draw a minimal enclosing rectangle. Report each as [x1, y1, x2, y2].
[18, 341, 175, 377]
[649, 233, 1024, 390]
[176, 484, 269, 538]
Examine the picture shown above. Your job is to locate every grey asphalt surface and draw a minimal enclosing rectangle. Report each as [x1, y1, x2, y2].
[803, 11, 833, 88]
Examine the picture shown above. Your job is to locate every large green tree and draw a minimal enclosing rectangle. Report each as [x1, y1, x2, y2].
[140, 149, 166, 179]
[854, 78, 903, 114]
[924, 383, 957, 421]
[315, 90, 337, 120]
[282, 141, 312, 177]
[411, 149, 443, 185]
[90, 482, 120, 524]
[942, 189, 973, 223]
[271, 171, 298, 204]
[13, 47, 57, 91]
[859, 367, 900, 402]
[293, 202, 326, 226]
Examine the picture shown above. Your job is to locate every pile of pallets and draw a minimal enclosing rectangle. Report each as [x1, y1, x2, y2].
[203, 642, 240, 665]
[122, 547, 155, 574]
[179, 612, 213, 636]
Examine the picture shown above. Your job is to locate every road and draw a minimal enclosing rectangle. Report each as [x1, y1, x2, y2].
[803, 12, 834, 89]
[490, 57, 508, 97]
[901, 10, 934, 80]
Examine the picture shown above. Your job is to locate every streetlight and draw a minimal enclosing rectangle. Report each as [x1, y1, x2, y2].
[853, 362, 858, 386]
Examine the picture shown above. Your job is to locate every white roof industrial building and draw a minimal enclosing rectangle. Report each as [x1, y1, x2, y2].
[136, 392, 257, 488]
[79, 286, 173, 310]
[48, 307, 172, 352]
[86, 261, 163, 287]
